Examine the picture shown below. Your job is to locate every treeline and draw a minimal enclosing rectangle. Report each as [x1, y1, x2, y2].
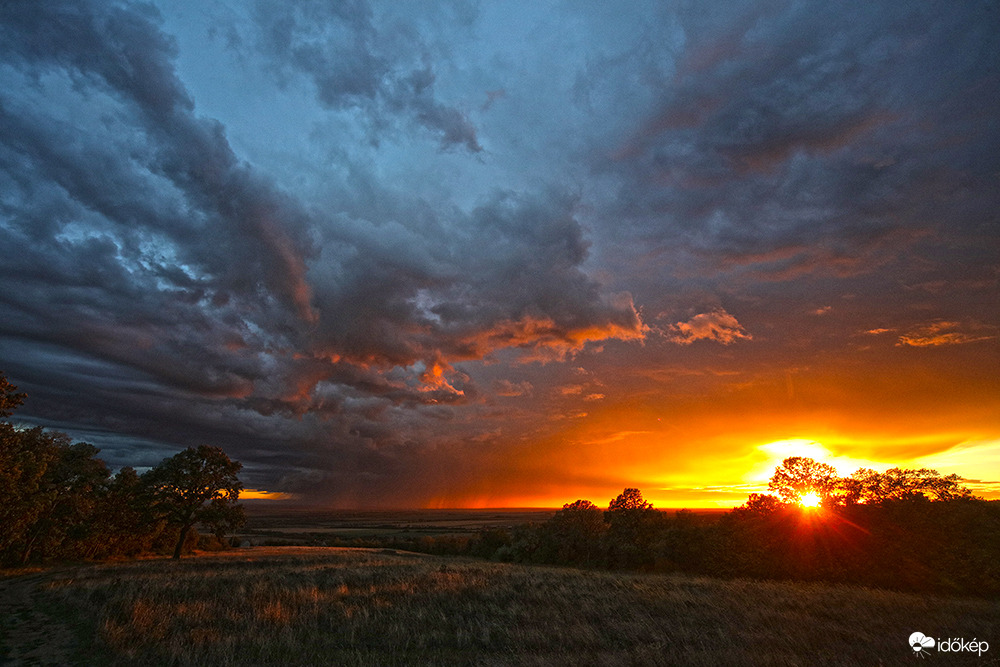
[459, 469, 1000, 597]
[0, 373, 244, 566]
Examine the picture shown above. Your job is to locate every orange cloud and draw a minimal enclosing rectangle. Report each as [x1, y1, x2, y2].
[664, 309, 751, 345]
[418, 356, 464, 395]
[457, 310, 647, 362]
[897, 321, 996, 347]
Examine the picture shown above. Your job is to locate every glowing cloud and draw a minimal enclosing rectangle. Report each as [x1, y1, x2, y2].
[897, 321, 995, 347]
[913, 439, 1000, 497]
[664, 309, 752, 346]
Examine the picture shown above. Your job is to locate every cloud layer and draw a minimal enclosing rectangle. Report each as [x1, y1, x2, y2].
[1, 0, 996, 506]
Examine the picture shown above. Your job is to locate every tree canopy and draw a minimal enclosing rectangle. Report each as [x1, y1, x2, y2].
[142, 445, 245, 559]
[767, 457, 839, 504]
[608, 488, 653, 512]
[0, 371, 246, 565]
[842, 466, 971, 503]
[0, 371, 26, 417]
[756, 456, 973, 510]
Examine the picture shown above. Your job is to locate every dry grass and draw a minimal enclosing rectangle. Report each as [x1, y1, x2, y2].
[2, 547, 998, 666]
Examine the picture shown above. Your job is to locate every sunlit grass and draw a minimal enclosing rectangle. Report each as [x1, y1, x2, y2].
[3, 547, 998, 665]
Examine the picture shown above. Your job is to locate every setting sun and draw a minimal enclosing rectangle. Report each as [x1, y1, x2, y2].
[799, 492, 822, 509]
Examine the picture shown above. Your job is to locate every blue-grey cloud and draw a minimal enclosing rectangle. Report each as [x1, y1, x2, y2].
[252, 0, 482, 152]
[598, 1, 999, 285]
[0, 0, 646, 501]
[0, 0, 995, 505]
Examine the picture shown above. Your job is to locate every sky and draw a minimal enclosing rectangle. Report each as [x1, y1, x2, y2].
[1, 0, 997, 508]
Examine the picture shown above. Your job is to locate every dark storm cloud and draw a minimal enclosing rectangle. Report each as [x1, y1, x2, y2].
[0, 0, 317, 325]
[252, 0, 482, 152]
[0, 0, 314, 409]
[0, 0, 643, 497]
[305, 188, 643, 370]
[1, 0, 995, 505]
[602, 0, 1000, 284]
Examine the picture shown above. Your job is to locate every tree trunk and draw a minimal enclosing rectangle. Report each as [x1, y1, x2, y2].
[172, 523, 191, 560]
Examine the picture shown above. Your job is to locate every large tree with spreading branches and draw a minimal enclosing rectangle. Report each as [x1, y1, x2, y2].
[142, 445, 245, 559]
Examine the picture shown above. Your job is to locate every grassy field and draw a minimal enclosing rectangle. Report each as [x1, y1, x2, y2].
[236, 507, 559, 544]
[2, 547, 997, 666]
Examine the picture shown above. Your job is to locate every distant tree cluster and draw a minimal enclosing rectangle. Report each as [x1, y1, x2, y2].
[464, 460, 1000, 597]
[0, 372, 245, 566]
[763, 455, 972, 506]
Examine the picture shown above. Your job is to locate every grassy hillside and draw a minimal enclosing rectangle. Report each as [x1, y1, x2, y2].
[2, 547, 997, 666]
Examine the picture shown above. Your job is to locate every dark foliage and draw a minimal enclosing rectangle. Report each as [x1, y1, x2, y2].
[0, 371, 26, 417]
[141, 445, 245, 559]
[0, 372, 244, 566]
[464, 479, 999, 598]
[708, 497, 1000, 596]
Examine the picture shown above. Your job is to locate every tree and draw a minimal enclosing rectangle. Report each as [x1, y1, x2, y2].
[0, 425, 111, 564]
[768, 457, 839, 504]
[839, 467, 881, 505]
[25, 440, 109, 562]
[88, 466, 161, 559]
[142, 446, 245, 559]
[841, 466, 971, 504]
[608, 488, 652, 513]
[734, 493, 784, 516]
[0, 424, 61, 563]
[544, 499, 606, 565]
[0, 371, 26, 418]
[0, 375, 113, 563]
[604, 488, 662, 568]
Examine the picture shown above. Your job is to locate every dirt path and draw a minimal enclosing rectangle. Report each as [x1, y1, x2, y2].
[0, 570, 81, 666]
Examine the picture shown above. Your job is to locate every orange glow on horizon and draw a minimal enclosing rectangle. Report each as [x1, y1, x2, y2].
[241, 489, 296, 501]
[417, 431, 1000, 511]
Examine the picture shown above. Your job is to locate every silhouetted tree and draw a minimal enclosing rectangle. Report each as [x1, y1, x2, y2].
[142, 446, 245, 559]
[768, 457, 839, 503]
[24, 440, 109, 562]
[543, 499, 606, 565]
[655, 509, 720, 572]
[604, 488, 663, 568]
[839, 468, 880, 505]
[0, 371, 26, 417]
[0, 425, 111, 564]
[734, 493, 783, 516]
[838, 467, 971, 505]
[0, 374, 248, 564]
[716, 459, 995, 594]
[608, 488, 652, 513]
[88, 466, 161, 559]
[877, 467, 970, 502]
